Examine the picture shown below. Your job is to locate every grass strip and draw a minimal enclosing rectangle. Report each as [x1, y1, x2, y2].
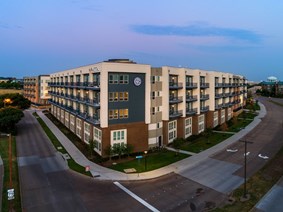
[34, 113, 92, 177]
[109, 150, 188, 173]
[0, 135, 21, 212]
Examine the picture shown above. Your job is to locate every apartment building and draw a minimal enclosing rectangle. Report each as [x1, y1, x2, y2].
[49, 59, 247, 157]
[23, 75, 51, 105]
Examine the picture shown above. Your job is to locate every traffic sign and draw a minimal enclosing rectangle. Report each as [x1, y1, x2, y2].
[7, 189, 14, 200]
[136, 155, 143, 159]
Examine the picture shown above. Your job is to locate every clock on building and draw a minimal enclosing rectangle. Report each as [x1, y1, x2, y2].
[134, 77, 142, 86]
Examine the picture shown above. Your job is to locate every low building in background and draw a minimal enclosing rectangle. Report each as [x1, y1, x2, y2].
[260, 76, 283, 96]
[23, 75, 51, 107]
[48, 59, 247, 157]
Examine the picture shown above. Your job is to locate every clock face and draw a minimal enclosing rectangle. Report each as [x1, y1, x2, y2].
[134, 77, 142, 86]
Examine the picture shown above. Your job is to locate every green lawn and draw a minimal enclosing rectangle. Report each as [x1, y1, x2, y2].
[109, 150, 188, 173]
[180, 133, 232, 153]
[0, 135, 21, 212]
[34, 113, 92, 177]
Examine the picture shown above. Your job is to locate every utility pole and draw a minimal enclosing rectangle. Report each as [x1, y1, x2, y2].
[239, 138, 253, 200]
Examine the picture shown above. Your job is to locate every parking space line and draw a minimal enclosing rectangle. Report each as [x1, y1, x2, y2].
[113, 181, 160, 212]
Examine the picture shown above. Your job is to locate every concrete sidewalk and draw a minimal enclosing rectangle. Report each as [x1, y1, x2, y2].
[36, 102, 266, 181]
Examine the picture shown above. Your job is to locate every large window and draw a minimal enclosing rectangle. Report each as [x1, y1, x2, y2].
[76, 118, 82, 138]
[168, 120, 177, 143]
[213, 111, 218, 127]
[93, 127, 102, 152]
[185, 117, 192, 138]
[111, 129, 127, 145]
[84, 122, 90, 143]
[198, 115, 205, 133]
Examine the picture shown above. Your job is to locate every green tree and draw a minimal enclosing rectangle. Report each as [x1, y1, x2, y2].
[125, 144, 134, 157]
[0, 107, 24, 134]
[203, 128, 213, 144]
[104, 145, 113, 161]
[0, 93, 31, 109]
[88, 139, 96, 159]
[112, 143, 126, 159]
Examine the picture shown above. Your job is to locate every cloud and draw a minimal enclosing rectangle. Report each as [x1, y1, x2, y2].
[131, 23, 261, 43]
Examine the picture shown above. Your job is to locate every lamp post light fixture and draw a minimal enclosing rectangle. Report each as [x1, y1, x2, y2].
[3, 98, 12, 107]
[144, 150, 148, 171]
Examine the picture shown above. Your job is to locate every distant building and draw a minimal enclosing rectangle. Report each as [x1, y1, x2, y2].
[23, 75, 51, 106]
[260, 76, 283, 96]
[48, 59, 247, 157]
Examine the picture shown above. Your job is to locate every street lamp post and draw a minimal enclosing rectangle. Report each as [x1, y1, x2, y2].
[239, 138, 253, 199]
[144, 150, 148, 171]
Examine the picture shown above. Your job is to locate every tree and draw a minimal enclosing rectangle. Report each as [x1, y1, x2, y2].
[125, 144, 134, 157]
[203, 128, 213, 144]
[112, 143, 127, 159]
[172, 138, 184, 156]
[88, 139, 96, 159]
[104, 146, 113, 161]
[0, 107, 24, 134]
[0, 93, 31, 109]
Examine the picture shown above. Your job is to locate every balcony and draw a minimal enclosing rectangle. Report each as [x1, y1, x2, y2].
[186, 95, 197, 102]
[215, 93, 223, 99]
[85, 98, 100, 108]
[186, 108, 197, 116]
[200, 83, 209, 89]
[200, 106, 209, 113]
[169, 96, 183, 104]
[186, 82, 197, 89]
[169, 110, 183, 119]
[215, 83, 222, 88]
[86, 114, 100, 125]
[222, 103, 230, 108]
[215, 104, 222, 110]
[200, 94, 209, 101]
[222, 93, 230, 98]
[169, 82, 183, 90]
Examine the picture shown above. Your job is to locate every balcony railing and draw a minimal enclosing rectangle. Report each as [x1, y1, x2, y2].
[200, 94, 209, 101]
[186, 95, 197, 102]
[186, 82, 198, 89]
[169, 96, 183, 104]
[215, 104, 222, 110]
[86, 114, 100, 125]
[200, 83, 209, 88]
[169, 110, 183, 118]
[215, 83, 222, 88]
[169, 82, 183, 90]
[222, 102, 230, 108]
[186, 108, 197, 115]
[215, 93, 222, 99]
[200, 106, 209, 113]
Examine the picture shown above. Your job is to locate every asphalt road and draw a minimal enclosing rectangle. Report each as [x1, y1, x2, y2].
[16, 97, 283, 211]
[16, 111, 149, 212]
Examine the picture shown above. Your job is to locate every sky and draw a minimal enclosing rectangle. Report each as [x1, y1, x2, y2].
[1, 0, 283, 81]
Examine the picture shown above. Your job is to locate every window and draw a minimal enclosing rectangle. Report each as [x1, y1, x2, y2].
[119, 92, 129, 101]
[168, 120, 177, 143]
[76, 118, 82, 138]
[185, 117, 192, 138]
[111, 129, 127, 145]
[119, 109, 128, 119]
[84, 123, 90, 143]
[119, 74, 129, 84]
[93, 127, 102, 151]
[151, 92, 155, 99]
[109, 109, 119, 119]
[221, 110, 225, 124]
[109, 74, 118, 84]
[198, 115, 205, 133]
[151, 107, 155, 115]
[213, 111, 218, 127]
